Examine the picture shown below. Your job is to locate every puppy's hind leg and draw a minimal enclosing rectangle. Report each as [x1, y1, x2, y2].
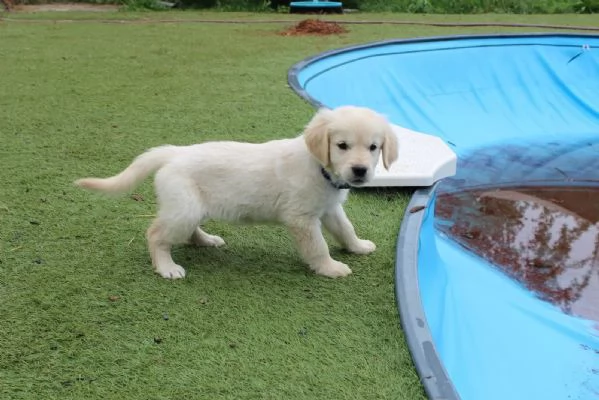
[147, 220, 188, 279]
[147, 171, 204, 279]
[191, 227, 226, 248]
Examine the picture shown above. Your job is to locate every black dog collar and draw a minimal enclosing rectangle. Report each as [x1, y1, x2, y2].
[320, 167, 351, 190]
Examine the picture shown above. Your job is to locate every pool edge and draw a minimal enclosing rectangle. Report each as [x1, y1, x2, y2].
[286, 32, 599, 110]
[395, 185, 459, 400]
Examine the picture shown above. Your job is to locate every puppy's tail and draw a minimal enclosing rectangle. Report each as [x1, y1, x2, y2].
[75, 145, 181, 195]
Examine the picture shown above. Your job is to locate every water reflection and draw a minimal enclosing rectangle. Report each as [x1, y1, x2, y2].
[436, 185, 599, 322]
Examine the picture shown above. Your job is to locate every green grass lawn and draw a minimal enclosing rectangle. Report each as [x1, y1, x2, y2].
[0, 11, 597, 400]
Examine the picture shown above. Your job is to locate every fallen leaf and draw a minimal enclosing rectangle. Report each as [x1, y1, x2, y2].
[409, 205, 426, 213]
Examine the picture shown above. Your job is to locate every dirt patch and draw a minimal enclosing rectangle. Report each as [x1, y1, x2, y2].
[279, 19, 347, 36]
[6, 3, 120, 12]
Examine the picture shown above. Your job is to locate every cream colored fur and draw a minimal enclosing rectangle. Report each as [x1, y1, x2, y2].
[75, 106, 398, 279]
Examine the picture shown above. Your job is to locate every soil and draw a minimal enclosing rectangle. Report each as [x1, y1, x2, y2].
[435, 185, 599, 323]
[279, 19, 347, 36]
[3, 3, 120, 12]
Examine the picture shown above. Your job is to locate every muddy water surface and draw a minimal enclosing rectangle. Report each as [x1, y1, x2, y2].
[435, 185, 599, 322]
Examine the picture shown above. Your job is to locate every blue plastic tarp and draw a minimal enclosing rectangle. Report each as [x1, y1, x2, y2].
[294, 34, 599, 400]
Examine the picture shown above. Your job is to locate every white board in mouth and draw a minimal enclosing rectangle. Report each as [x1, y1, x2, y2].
[364, 124, 457, 187]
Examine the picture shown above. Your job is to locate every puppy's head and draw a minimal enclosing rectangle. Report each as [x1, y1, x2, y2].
[303, 105, 398, 187]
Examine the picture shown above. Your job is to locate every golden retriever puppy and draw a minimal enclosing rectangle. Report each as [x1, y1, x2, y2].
[75, 106, 398, 279]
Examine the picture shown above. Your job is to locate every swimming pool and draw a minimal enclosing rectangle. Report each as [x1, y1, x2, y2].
[288, 33, 599, 400]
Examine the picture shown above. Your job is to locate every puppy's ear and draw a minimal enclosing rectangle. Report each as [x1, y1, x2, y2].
[303, 108, 332, 166]
[382, 125, 399, 170]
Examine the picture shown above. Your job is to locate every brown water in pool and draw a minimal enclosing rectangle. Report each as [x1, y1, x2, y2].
[435, 185, 599, 323]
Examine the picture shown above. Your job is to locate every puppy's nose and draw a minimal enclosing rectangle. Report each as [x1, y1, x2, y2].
[352, 165, 368, 178]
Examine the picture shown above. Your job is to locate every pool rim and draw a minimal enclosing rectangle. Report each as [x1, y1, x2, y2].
[287, 32, 599, 110]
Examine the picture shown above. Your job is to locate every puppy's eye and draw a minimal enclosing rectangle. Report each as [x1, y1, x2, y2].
[337, 142, 348, 151]
[369, 144, 377, 151]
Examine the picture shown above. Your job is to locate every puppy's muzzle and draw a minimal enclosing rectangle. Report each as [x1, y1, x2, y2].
[351, 165, 368, 179]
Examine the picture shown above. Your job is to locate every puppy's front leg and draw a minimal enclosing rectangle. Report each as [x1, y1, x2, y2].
[286, 218, 352, 278]
[322, 205, 376, 255]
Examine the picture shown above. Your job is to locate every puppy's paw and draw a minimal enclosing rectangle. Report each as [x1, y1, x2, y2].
[156, 264, 186, 279]
[314, 259, 352, 278]
[194, 234, 226, 248]
[347, 239, 376, 255]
